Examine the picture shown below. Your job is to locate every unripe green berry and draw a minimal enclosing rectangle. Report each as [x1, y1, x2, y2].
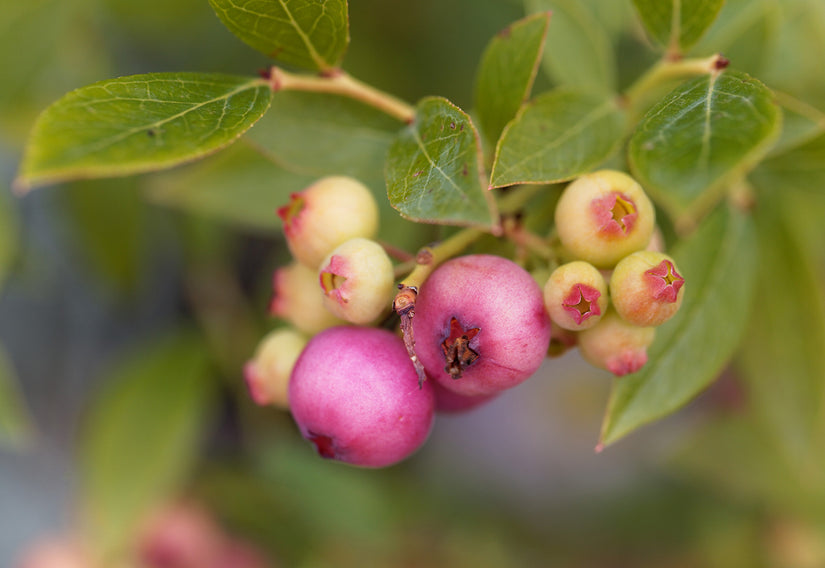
[577, 308, 656, 376]
[244, 328, 308, 408]
[543, 260, 608, 331]
[610, 251, 685, 327]
[270, 262, 345, 334]
[319, 238, 395, 325]
[555, 170, 655, 268]
[278, 176, 379, 269]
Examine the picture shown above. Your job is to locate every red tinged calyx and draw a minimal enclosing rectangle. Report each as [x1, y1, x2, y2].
[562, 283, 602, 324]
[645, 260, 685, 302]
[308, 431, 337, 459]
[440, 317, 481, 380]
[592, 192, 638, 234]
[276, 193, 304, 233]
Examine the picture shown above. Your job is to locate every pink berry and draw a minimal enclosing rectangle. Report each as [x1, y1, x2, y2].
[412, 254, 551, 397]
[288, 326, 435, 468]
[431, 380, 499, 413]
[577, 309, 656, 376]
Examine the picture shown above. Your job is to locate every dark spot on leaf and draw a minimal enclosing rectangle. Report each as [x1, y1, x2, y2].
[459, 124, 464, 131]
[498, 26, 512, 39]
[462, 164, 469, 176]
[449, 122, 456, 130]
[413, 170, 423, 177]
[147, 129, 156, 137]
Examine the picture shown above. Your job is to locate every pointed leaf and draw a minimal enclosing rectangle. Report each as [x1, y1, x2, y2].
[490, 90, 625, 188]
[738, 193, 825, 471]
[16, 73, 273, 190]
[0, 343, 35, 449]
[474, 12, 550, 146]
[599, 205, 757, 447]
[752, 131, 825, 194]
[208, 0, 349, 71]
[631, 0, 725, 52]
[245, 90, 400, 190]
[81, 332, 214, 553]
[525, 0, 615, 93]
[628, 70, 780, 223]
[385, 97, 498, 230]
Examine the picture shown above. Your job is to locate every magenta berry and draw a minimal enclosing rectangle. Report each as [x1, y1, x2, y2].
[288, 326, 435, 468]
[431, 380, 499, 413]
[543, 260, 608, 331]
[413, 254, 551, 397]
[555, 170, 655, 268]
[319, 238, 395, 325]
[610, 251, 686, 327]
[577, 309, 656, 376]
[277, 176, 379, 269]
[243, 328, 307, 408]
[270, 262, 344, 334]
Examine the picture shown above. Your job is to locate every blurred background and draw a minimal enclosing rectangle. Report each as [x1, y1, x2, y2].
[2, 0, 825, 566]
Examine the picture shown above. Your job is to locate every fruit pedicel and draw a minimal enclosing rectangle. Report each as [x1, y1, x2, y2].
[246, 171, 686, 467]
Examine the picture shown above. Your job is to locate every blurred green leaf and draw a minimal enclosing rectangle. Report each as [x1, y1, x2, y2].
[752, 131, 825, 194]
[631, 0, 725, 52]
[473, 12, 549, 147]
[599, 205, 757, 448]
[208, 0, 349, 71]
[489, 89, 625, 188]
[16, 73, 273, 190]
[628, 70, 780, 224]
[768, 94, 825, 157]
[0, 188, 18, 288]
[81, 331, 214, 553]
[62, 179, 146, 294]
[385, 97, 498, 230]
[147, 141, 314, 232]
[525, 0, 615, 94]
[0, 343, 35, 449]
[738, 192, 825, 472]
[245, 90, 400, 191]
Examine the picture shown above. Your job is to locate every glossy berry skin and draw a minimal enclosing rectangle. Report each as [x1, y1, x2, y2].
[278, 176, 379, 269]
[413, 254, 551, 397]
[577, 308, 656, 376]
[543, 260, 608, 331]
[555, 170, 655, 268]
[319, 238, 395, 325]
[288, 326, 435, 468]
[610, 251, 686, 327]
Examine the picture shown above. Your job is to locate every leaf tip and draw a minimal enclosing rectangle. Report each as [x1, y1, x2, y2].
[11, 176, 32, 196]
[594, 442, 605, 453]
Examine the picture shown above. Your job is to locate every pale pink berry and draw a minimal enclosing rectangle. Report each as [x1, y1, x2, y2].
[15, 537, 88, 568]
[137, 502, 225, 568]
[610, 251, 685, 327]
[413, 254, 551, 397]
[431, 380, 499, 413]
[555, 170, 655, 268]
[319, 238, 395, 325]
[270, 262, 345, 334]
[543, 261, 608, 331]
[243, 328, 307, 408]
[577, 309, 656, 376]
[277, 176, 378, 269]
[288, 326, 435, 468]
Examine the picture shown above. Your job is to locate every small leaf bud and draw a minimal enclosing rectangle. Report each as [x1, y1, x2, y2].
[543, 260, 608, 331]
[577, 308, 656, 376]
[277, 176, 379, 269]
[555, 170, 655, 268]
[270, 262, 345, 334]
[319, 238, 395, 325]
[244, 328, 308, 408]
[610, 251, 685, 327]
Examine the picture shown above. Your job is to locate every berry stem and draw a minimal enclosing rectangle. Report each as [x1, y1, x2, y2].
[268, 67, 415, 123]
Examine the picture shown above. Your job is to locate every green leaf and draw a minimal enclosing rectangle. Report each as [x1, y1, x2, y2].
[147, 141, 314, 232]
[81, 331, 214, 553]
[631, 0, 725, 52]
[525, 0, 615, 94]
[16, 73, 273, 190]
[245, 90, 400, 190]
[473, 12, 550, 146]
[385, 97, 498, 230]
[628, 70, 780, 224]
[738, 192, 825, 472]
[752, 131, 825, 194]
[599, 205, 757, 447]
[0, 188, 18, 288]
[768, 94, 825, 157]
[0, 343, 35, 449]
[490, 90, 625, 188]
[208, 0, 349, 71]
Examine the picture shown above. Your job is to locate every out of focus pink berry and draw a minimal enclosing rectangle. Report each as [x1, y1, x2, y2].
[577, 309, 656, 376]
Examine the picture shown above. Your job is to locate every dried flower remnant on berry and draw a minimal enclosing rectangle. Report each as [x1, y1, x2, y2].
[440, 317, 481, 379]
